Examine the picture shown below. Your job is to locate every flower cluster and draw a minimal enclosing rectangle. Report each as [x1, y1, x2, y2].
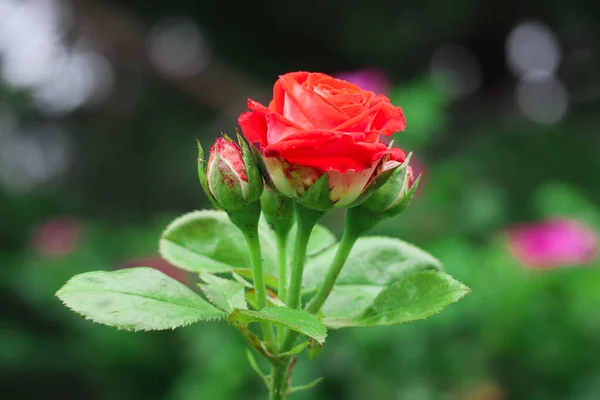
[199, 71, 415, 213]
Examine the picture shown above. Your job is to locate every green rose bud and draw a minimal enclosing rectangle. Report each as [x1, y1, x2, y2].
[345, 158, 419, 236]
[198, 134, 263, 212]
[361, 159, 415, 214]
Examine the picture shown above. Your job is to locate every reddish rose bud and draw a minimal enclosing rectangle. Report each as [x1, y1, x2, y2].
[198, 134, 263, 212]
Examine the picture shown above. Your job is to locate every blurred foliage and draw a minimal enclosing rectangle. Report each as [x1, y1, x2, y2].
[2, 0, 600, 399]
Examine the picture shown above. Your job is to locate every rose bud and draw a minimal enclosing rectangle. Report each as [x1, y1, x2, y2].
[346, 159, 419, 234]
[197, 134, 263, 212]
[238, 71, 407, 211]
[361, 157, 416, 214]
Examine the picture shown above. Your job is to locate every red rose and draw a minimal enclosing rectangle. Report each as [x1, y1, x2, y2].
[238, 71, 406, 208]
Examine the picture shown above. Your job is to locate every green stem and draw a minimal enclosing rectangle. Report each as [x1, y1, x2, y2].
[243, 229, 277, 351]
[269, 361, 289, 400]
[276, 233, 289, 342]
[285, 203, 324, 311]
[306, 207, 365, 313]
[271, 204, 324, 393]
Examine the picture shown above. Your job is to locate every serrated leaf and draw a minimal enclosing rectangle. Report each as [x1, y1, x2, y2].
[229, 307, 327, 344]
[198, 273, 247, 312]
[56, 267, 224, 331]
[323, 270, 470, 329]
[159, 210, 277, 274]
[303, 236, 442, 292]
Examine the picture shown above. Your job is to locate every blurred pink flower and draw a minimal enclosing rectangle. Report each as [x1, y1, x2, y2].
[506, 218, 598, 268]
[334, 67, 391, 96]
[120, 255, 189, 285]
[32, 216, 81, 257]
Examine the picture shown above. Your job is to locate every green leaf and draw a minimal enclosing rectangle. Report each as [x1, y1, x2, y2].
[56, 267, 225, 330]
[159, 210, 277, 274]
[229, 307, 327, 344]
[323, 270, 470, 329]
[198, 273, 247, 312]
[303, 236, 442, 292]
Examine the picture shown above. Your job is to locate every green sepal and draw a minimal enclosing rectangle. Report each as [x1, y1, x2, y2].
[361, 154, 412, 212]
[236, 130, 263, 203]
[297, 173, 332, 211]
[345, 155, 409, 208]
[344, 173, 420, 236]
[249, 143, 275, 189]
[381, 174, 421, 218]
[196, 140, 220, 209]
[208, 150, 248, 212]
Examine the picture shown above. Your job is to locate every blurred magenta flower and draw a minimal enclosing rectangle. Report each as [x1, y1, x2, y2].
[120, 255, 189, 285]
[506, 218, 598, 268]
[334, 67, 391, 95]
[32, 216, 81, 257]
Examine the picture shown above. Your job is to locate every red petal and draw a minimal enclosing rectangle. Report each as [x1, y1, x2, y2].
[279, 75, 348, 130]
[386, 147, 406, 163]
[265, 130, 390, 172]
[238, 99, 270, 146]
[265, 113, 303, 143]
[334, 102, 383, 132]
[370, 100, 406, 135]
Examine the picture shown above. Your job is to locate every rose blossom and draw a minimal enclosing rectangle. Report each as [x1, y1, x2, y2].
[506, 218, 598, 268]
[238, 71, 406, 208]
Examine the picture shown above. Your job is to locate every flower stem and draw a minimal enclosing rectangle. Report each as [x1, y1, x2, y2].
[271, 204, 324, 392]
[305, 207, 368, 313]
[269, 361, 289, 400]
[285, 203, 324, 311]
[243, 228, 277, 351]
[276, 233, 289, 342]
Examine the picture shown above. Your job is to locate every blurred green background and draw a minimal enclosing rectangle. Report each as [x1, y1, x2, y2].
[2, 1, 600, 399]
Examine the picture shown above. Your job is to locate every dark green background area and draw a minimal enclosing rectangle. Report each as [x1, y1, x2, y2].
[2, 0, 600, 399]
